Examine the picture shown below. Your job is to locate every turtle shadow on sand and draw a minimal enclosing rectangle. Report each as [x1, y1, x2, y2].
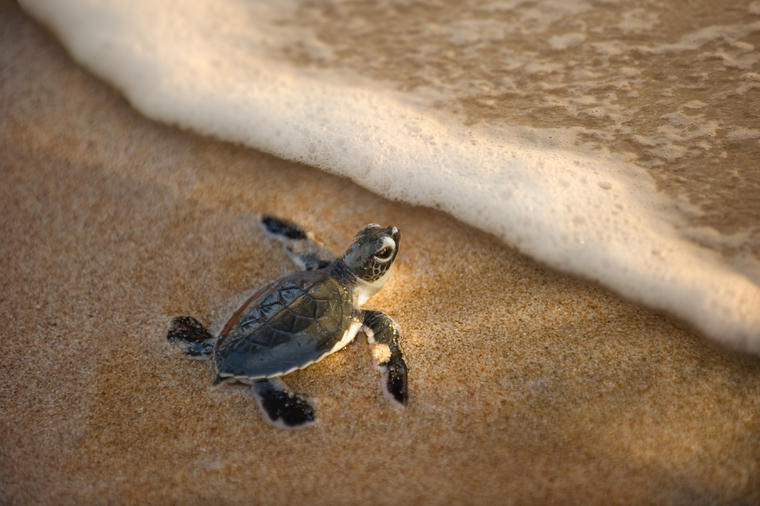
[167, 215, 408, 428]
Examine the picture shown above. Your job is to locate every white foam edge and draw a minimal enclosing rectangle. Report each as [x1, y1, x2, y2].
[20, 0, 760, 353]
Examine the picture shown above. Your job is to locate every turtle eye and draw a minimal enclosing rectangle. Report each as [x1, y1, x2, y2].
[374, 246, 394, 261]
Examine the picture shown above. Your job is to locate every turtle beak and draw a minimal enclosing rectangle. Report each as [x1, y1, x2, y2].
[387, 226, 400, 245]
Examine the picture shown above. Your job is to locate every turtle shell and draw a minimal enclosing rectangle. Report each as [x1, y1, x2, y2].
[214, 270, 355, 379]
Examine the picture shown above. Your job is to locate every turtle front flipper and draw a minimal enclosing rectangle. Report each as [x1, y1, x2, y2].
[261, 215, 337, 271]
[362, 310, 408, 405]
[167, 316, 215, 359]
[252, 378, 316, 428]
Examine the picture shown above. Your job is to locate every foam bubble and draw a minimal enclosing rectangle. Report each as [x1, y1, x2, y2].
[20, 0, 760, 352]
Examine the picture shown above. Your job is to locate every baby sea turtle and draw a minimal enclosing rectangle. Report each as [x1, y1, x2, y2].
[167, 216, 408, 428]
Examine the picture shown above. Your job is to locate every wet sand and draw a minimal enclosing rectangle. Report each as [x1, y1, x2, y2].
[2, 2, 759, 504]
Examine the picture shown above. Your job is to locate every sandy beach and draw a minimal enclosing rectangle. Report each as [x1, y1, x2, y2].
[2, 2, 759, 504]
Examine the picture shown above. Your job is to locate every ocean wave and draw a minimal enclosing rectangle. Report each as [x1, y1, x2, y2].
[20, 0, 760, 352]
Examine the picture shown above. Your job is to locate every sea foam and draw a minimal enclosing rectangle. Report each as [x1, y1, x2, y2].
[20, 0, 760, 352]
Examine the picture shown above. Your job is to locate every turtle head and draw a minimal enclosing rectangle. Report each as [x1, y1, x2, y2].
[341, 224, 400, 286]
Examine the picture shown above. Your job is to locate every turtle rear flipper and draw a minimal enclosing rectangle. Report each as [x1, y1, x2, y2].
[252, 378, 316, 428]
[261, 215, 337, 270]
[167, 316, 215, 359]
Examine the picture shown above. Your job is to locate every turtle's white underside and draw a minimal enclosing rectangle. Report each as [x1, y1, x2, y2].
[353, 269, 392, 306]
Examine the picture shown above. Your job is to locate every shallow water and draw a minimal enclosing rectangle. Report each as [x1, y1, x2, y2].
[19, 0, 760, 351]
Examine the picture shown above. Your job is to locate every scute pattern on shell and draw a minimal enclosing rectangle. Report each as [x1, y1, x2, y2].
[214, 270, 355, 378]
